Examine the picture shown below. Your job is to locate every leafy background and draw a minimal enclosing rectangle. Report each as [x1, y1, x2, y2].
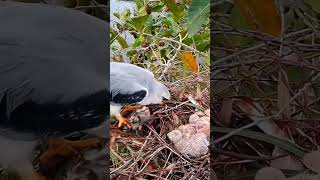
[109, 0, 210, 179]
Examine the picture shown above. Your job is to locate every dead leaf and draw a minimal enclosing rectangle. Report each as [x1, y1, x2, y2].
[303, 151, 320, 174]
[255, 167, 286, 180]
[234, 97, 302, 170]
[271, 151, 303, 170]
[218, 98, 234, 126]
[171, 112, 180, 126]
[178, 92, 188, 101]
[234, 97, 288, 139]
[278, 69, 291, 119]
[234, 0, 282, 37]
[179, 52, 199, 72]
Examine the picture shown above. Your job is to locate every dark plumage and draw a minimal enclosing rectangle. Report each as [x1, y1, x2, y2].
[111, 90, 147, 104]
[0, 2, 109, 136]
[0, 2, 109, 179]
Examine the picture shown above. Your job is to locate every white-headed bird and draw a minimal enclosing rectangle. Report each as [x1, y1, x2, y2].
[110, 62, 170, 128]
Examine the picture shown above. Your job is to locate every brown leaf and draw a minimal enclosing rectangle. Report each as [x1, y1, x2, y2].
[179, 52, 199, 72]
[171, 112, 180, 126]
[303, 151, 320, 174]
[234, 0, 282, 37]
[218, 98, 234, 126]
[178, 92, 188, 101]
[255, 167, 286, 180]
[234, 97, 288, 139]
[271, 152, 303, 170]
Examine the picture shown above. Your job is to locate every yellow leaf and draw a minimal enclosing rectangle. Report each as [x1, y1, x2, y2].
[179, 52, 199, 73]
[234, 0, 282, 37]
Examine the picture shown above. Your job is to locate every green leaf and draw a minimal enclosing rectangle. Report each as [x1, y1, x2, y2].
[130, 15, 150, 31]
[196, 40, 210, 52]
[183, 33, 210, 45]
[162, 0, 183, 20]
[113, 12, 120, 19]
[205, 56, 210, 66]
[152, 4, 164, 12]
[186, 0, 210, 37]
[110, 28, 129, 48]
[136, 0, 144, 10]
[213, 126, 307, 157]
[159, 28, 173, 37]
[131, 36, 143, 48]
[120, 9, 131, 20]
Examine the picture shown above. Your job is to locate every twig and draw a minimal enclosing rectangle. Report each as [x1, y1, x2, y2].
[213, 72, 320, 144]
[142, 33, 208, 57]
[159, 33, 183, 80]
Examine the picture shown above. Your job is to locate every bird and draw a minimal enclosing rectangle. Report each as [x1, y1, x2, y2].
[110, 62, 170, 128]
[0, 1, 108, 180]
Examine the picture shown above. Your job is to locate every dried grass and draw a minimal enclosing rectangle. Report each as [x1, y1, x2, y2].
[110, 62, 210, 179]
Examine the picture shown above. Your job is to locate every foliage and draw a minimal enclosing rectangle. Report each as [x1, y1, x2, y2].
[109, 1, 210, 179]
[111, 0, 210, 79]
[187, 0, 210, 37]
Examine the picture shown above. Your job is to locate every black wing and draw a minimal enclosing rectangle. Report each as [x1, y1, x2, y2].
[111, 90, 147, 104]
[0, 2, 109, 136]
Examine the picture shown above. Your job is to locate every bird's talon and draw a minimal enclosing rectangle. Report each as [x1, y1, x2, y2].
[116, 115, 132, 129]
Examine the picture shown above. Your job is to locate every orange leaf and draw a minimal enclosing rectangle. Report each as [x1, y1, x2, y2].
[234, 0, 282, 37]
[179, 52, 199, 72]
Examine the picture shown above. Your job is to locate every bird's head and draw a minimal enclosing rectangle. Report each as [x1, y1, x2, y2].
[155, 81, 170, 101]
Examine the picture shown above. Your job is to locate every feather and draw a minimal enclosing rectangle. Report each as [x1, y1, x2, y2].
[110, 62, 170, 106]
[0, 2, 109, 177]
[0, 1, 109, 136]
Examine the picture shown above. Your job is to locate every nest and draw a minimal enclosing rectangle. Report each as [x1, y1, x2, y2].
[110, 77, 210, 179]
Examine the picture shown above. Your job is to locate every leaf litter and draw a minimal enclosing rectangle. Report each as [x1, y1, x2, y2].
[110, 72, 210, 180]
[213, 0, 320, 179]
